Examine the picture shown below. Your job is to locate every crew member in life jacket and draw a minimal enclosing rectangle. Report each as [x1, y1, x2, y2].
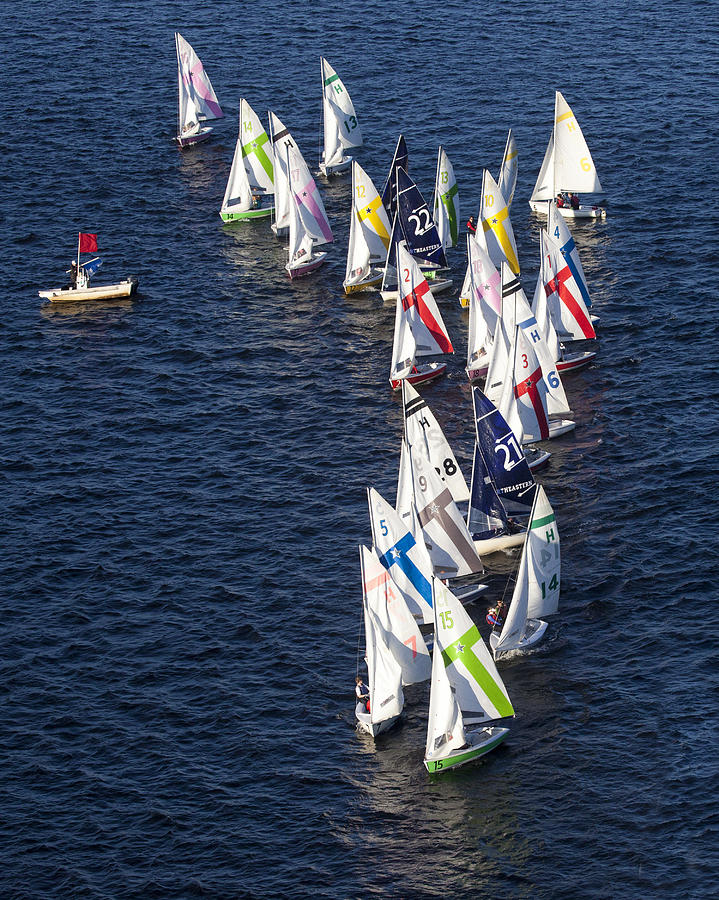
[486, 598, 507, 628]
[466, 215, 477, 234]
[355, 675, 370, 712]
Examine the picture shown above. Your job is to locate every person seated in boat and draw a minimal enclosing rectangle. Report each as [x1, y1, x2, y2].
[570, 192, 580, 210]
[487, 599, 507, 627]
[466, 215, 477, 234]
[355, 676, 370, 711]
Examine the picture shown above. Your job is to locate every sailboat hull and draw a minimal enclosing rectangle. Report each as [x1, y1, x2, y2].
[176, 126, 214, 148]
[466, 355, 489, 382]
[525, 446, 551, 470]
[424, 726, 509, 773]
[343, 271, 384, 294]
[474, 530, 526, 556]
[355, 703, 400, 737]
[557, 350, 597, 373]
[220, 205, 275, 223]
[529, 200, 606, 219]
[390, 362, 447, 392]
[490, 618, 548, 656]
[286, 252, 327, 279]
[546, 419, 576, 439]
[320, 156, 353, 177]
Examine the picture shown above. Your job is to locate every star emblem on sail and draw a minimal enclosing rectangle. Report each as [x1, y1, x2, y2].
[479, 170, 519, 275]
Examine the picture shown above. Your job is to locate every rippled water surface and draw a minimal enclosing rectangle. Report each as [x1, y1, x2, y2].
[3, 1, 718, 897]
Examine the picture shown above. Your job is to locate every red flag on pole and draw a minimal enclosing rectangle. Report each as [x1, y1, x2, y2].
[78, 233, 98, 253]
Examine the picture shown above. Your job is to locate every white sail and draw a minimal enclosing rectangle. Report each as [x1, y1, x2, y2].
[547, 201, 593, 308]
[402, 380, 469, 504]
[286, 142, 333, 248]
[402, 439, 483, 579]
[541, 227, 596, 341]
[220, 99, 275, 218]
[504, 264, 571, 418]
[321, 58, 362, 172]
[425, 621, 467, 762]
[433, 146, 460, 249]
[433, 579, 514, 722]
[466, 233, 502, 373]
[492, 486, 560, 654]
[480, 169, 520, 275]
[532, 239, 562, 363]
[531, 91, 602, 201]
[360, 545, 431, 685]
[268, 112, 300, 233]
[459, 225, 491, 305]
[513, 325, 558, 443]
[497, 129, 518, 208]
[362, 595, 404, 727]
[175, 33, 223, 136]
[343, 162, 391, 291]
[389, 292, 417, 384]
[367, 487, 435, 624]
[397, 241, 454, 359]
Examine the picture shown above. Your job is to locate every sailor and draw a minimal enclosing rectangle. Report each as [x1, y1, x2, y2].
[68, 260, 78, 289]
[488, 598, 507, 627]
[355, 675, 370, 711]
[570, 192, 580, 210]
[556, 193, 565, 208]
[466, 215, 477, 233]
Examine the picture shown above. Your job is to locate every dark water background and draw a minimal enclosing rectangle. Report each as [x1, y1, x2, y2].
[3, 1, 718, 897]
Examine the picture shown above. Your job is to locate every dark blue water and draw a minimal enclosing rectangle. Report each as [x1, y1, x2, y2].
[3, 1, 718, 897]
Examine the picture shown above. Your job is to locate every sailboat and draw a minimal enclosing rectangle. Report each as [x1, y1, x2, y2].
[479, 169, 520, 275]
[380, 134, 409, 219]
[489, 485, 560, 657]
[219, 99, 275, 222]
[547, 200, 594, 310]
[356, 546, 406, 736]
[533, 228, 597, 373]
[424, 578, 514, 774]
[319, 58, 362, 176]
[268, 112, 300, 237]
[174, 33, 224, 148]
[497, 129, 518, 209]
[467, 386, 541, 555]
[433, 147, 460, 250]
[388, 241, 454, 390]
[529, 90, 606, 219]
[343, 161, 392, 294]
[464, 232, 501, 378]
[284, 143, 333, 279]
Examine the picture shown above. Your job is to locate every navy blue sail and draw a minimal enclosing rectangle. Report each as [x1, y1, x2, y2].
[381, 134, 408, 219]
[472, 387, 536, 514]
[467, 443, 512, 540]
[396, 167, 448, 269]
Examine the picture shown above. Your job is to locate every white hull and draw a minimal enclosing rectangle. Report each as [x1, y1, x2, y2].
[529, 199, 606, 219]
[424, 726, 509, 773]
[320, 155, 353, 177]
[489, 618, 548, 656]
[390, 362, 446, 392]
[526, 446, 551, 470]
[355, 702, 400, 737]
[39, 279, 138, 303]
[546, 419, 576, 439]
[474, 530, 526, 556]
[557, 350, 597, 373]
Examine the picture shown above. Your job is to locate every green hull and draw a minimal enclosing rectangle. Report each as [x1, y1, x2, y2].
[220, 207, 274, 222]
[424, 729, 508, 774]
